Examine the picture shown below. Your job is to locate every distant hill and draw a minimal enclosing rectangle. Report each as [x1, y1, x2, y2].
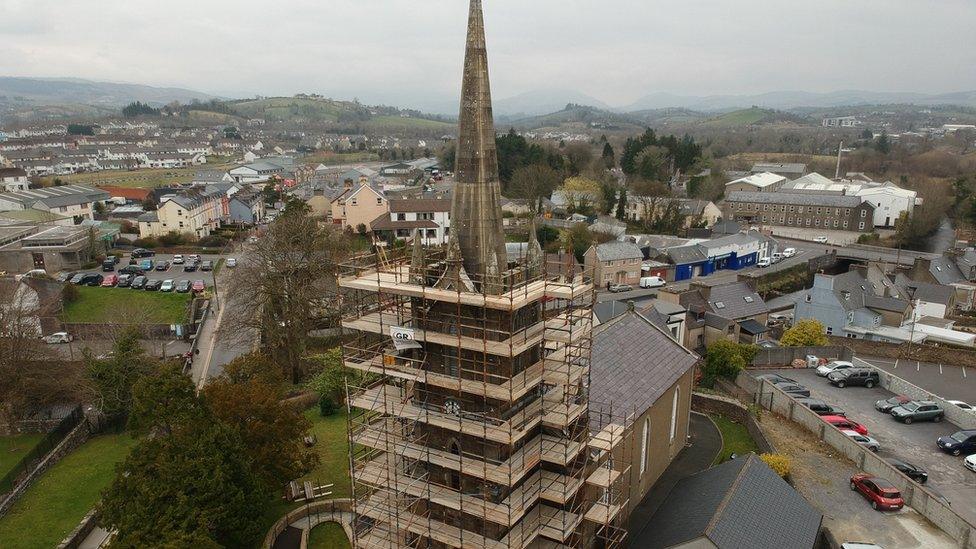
[700, 107, 805, 127]
[623, 89, 976, 112]
[0, 76, 219, 107]
[510, 104, 641, 130]
[493, 89, 611, 118]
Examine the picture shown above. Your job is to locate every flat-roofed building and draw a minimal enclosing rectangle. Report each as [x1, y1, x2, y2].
[725, 172, 787, 193]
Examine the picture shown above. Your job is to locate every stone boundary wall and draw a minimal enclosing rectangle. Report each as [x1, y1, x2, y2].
[692, 392, 776, 455]
[57, 509, 99, 549]
[751, 346, 853, 368]
[263, 498, 354, 549]
[744, 375, 976, 549]
[828, 335, 976, 368]
[0, 417, 91, 518]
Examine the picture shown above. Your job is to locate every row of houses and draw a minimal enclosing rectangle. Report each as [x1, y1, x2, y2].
[137, 183, 266, 238]
[723, 171, 920, 231]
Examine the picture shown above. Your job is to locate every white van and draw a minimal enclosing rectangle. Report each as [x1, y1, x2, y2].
[771, 253, 784, 263]
[639, 276, 666, 289]
[757, 257, 771, 268]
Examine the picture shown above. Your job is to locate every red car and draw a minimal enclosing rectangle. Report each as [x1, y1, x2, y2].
[822, 415, 868, 436]
[101, 274, 119, 287]
[191, 280, 206, 293]
[850, 474, 904, 511]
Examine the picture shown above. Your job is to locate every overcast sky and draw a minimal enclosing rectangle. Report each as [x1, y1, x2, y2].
[2, 0, 974, 111]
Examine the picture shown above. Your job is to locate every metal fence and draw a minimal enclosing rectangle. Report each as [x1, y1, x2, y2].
[0, 405, 84, 495]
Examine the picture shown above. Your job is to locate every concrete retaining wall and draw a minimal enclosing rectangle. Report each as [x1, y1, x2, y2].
[851, 358, 976, 430]
[57, 509, 99, 549]
[829, 336, 976, 369]
[692, 392, 776, 454]
[747, 376, 976, 549]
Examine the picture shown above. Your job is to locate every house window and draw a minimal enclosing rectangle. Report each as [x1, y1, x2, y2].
[178, 210, 183, 216]
[789, 205, 795, 212]
[669, 387, 680, 443]
[806, 218, 811, 226]
[640, 419, 649, 476]
[798, 207, 804, 214]
[843, 221, 849, 228]
[815, 219, 820, 226]
[397, 213, 406, 221]
[426, 229, 436, 238]
[834, 220, 839, 227]
[817, 208, 822, 214]
[860, 209, 867, 217]
[846, 209, 851, 215]
[60, 206, 68, 212]
[859, 222, 865, 230]
[376, 197, 383, 205]
[179, 222, 184, 228]
[351, 198, 357, 205]
[826, 326, 833, 335]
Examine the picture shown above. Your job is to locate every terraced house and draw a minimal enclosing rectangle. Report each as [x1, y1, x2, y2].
[137, 189, 224, 238]
[723, 191, 875, 232]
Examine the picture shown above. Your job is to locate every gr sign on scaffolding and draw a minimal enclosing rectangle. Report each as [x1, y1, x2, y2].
[390, 326, 422, 351]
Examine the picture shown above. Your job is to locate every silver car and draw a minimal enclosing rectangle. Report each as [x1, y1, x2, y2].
[841, 429, 880, 452]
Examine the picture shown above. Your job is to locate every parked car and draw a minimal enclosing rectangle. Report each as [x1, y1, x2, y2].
[886, 458, 928, 483]
[160, 279, 175, 292]
[965, 454, 976, 473]
[822, 415, 868, 435]
[774, 382, 810, 398]
[144, 279, 163, 291]
[608, 283, 632, 293]
[755, 373, 796, 385]
[782, 247, 797, 258]
[191, 280, 206, 293]
[139, 259, 154, 271]
[102, 258, 117, 272]
[200, 260, 214, 272]
[175, 280, 192, 293]
[937, 430, 976, 456]
[639, 276, 665, 289]
[69, 273, 88, 284]
[226, 258, 237, 268]
[119, 265, 145, 276]
[946, 400, 975, 413]
[827, 368, 879, 388]
[771, 252, 784, 263]
[57, 271, 78, 283]
[813, 236, 829, 244]
[101, 275, 119, 287]
[817, 360, 854, 377]
[876, 395, 912, 413]
[841, 430, 880, 452]
[757, 257, 771, 268]
[188, 254, 201, 262]
[850, 474, 904, 511]
[155, 260, 171, 271]
[890, 401, 944, 424]
[42, 332, 73, 344]
[183, 261, 198, 272]
[797, 398, 846, 417]
[841, 544, 885, 549]
[172, 254, 185, 265]
[84, 273, 104, 286]
[116, 274, 133, 288]
[757, 340, 779, 349]
[131, 248, 155, 258]
[130, 276, 148, 290]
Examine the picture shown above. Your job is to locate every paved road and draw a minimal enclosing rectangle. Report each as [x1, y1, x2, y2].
[770, 368, 976, 526]
[859, 356, 976, 403]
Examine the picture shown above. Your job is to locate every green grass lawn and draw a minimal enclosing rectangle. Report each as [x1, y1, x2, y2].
[0, 433, 137, 549]
[300, 409, 350, 498]
[308, 522, 350, 549]
[709, 414, 759, 465]
[42, 167, 198, 189]
[0, 434, 44, 480]
[63, 286, 190, 324]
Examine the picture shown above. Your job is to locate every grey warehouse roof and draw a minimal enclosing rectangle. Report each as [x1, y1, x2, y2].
[727, 191, 866, 208]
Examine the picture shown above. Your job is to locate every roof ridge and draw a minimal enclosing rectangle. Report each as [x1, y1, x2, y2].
[634, 309, 699, 358]
[704, 454, 755, 539]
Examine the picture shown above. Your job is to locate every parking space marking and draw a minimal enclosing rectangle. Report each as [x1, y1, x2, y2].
[939, 363, 943, 375]
[964, 367, 968, 379]
[917, 361, 921, 372]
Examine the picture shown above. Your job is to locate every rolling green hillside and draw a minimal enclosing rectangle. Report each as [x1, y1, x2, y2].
[230, 97, 355, 122]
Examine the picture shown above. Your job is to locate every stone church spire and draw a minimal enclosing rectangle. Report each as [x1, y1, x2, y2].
[450, 0, 509, 292]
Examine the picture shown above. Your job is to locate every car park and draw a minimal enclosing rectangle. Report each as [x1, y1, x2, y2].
[69, 273, 87, 284]
[160, 279, 175, 292]
[965, 454, 976, 473]
[175, 280, 192, 293]
[639, 276, 665, 289]
[937, 430, 976, 456]
[130, 276, 148, 290]
[875, 395, 912, 413]
[102, 258, 117, 271]
[797, 398, 846, 417]
[172, 254, 185, 264]
[72, 273, 102, 286]
[947, 400, 975, 413]
[56, 271, 77, 283]
[183, 261, 198, 272]
[119, 265, 145, 276]
[850, 474, 904, 511]
[191, 280, 206, 293]
[188, 254, 200, 263]
[782, 247, 797, 258]
[155, 261, 171, 271]
[139, 259, 154, 271]
[841, 429, 880, 452]
[886, 458, 928, 483]
[827, 368, 879, 388]
[890, 401, 944, 424]
[757, 257, 771, 268]
[116, 274, 133, 288]
[201, 260, 214, 272]
[756, 373, 796, 385]
[131, 248, 155, 258]
[774, 382, 810, 398]
[144, 279, 162, 291]
[41, 332, 73, 344]
[817, 360, 854, 377]
[101, 275, 118, 287]
[822, 415, 868, 435]
[226, 258, 237, 268]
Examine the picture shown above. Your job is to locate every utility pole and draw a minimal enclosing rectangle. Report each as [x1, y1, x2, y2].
[835, 141, 844, 180]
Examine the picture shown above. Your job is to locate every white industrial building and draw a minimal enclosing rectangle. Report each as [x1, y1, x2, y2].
[782, 173, 920, 229]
